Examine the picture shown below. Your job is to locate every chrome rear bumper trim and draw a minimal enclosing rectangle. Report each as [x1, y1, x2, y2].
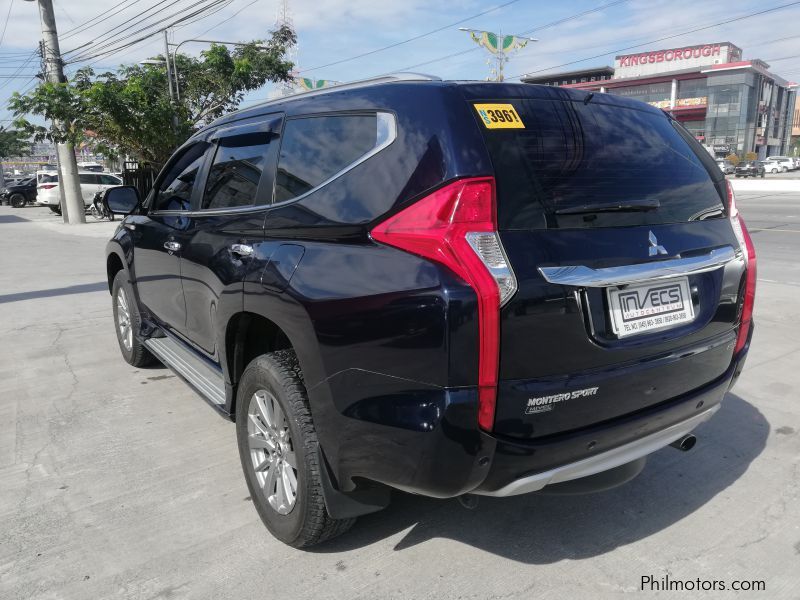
[538, 246, 740, 288]
[474, 406, 720, 497]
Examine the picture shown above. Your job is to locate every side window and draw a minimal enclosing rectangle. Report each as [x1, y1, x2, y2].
[202, 132, 272, 210]
[79, 174, 98, 185]
[100, 174, 121, 185]
[153, 143, 209, 212]
[275, 114, 380, 203]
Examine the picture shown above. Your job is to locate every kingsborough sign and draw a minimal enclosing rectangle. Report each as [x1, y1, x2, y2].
[615, 42, 741, 78]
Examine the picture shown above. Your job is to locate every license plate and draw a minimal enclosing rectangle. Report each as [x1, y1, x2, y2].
[607, 277, 695, 337]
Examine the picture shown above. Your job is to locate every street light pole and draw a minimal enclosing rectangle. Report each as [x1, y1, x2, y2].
[459, 28, 537, 82]
[25, 0, 85, 223]
[163, 29, 175, 102]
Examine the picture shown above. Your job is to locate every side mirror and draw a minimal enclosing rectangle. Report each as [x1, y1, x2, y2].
[103, 185, 140, 216]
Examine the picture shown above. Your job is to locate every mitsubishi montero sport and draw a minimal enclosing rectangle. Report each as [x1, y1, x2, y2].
[104, 74, 756, 547]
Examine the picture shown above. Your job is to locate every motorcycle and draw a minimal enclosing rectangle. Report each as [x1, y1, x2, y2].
[89, 190, 115, 221]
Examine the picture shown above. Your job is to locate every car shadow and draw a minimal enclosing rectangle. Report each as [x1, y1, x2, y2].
[0, 281, 108, 304]
[313, 393, 768, 562]
[0, 214, 29, 224]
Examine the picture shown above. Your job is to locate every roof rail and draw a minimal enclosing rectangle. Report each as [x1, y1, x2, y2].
[229, 72, 442, 116]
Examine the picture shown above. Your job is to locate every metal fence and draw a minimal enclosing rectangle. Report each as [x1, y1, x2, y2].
[122, 161, 160, 198]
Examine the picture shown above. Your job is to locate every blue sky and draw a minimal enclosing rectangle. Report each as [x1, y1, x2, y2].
[1, 0, 798, 123]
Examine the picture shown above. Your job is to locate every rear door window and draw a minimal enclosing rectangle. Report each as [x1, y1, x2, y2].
[476, 98, 725, 229]
[274, 114, 378, 203]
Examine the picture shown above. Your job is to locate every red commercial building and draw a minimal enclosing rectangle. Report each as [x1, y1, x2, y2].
[522, 42, 797, 159]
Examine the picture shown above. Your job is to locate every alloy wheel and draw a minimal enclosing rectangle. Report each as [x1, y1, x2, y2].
[116, 288, 133, 351]
[247, 389, 298, 515]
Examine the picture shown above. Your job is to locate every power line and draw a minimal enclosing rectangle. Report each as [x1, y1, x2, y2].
[63, 0, 184, 56]
[0, 48, 37, 92]
[0, 0, 14, 48]
[507, 0, 800, 80]
[299, 0, 525, 74]
[380, 0, 629, 76]
[67, 0, 230, 64]
[61, 0, 148, 41]
[195, 0, 260, 38]
[64, 0, 225, 63]
[174, 0, 235, 30]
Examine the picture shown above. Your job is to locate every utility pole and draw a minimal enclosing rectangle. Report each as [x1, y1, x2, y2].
[459, 28, 537, 82]
[27, 0, 84, 223]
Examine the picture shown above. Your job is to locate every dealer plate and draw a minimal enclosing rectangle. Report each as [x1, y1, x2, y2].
[607, 277, 695, 337]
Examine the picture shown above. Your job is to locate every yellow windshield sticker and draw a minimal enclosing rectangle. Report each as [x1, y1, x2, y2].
[474, 103, 525, 129]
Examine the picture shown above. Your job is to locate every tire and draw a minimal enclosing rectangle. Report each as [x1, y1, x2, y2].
[49, 205, 61, 215]
[771, 168, 778, 174]
[9, 193, 26, 208]
[111, 270, 156, 367]
[236, 351, 355, 548]
[761, 171, 765, 178]
[782, 167, 788, 173]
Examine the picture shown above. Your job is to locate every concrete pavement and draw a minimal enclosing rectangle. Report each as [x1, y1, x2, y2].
[1, 188, 799, 599]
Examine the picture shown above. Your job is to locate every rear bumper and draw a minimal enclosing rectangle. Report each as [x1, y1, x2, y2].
[473, 344, 749, 495]
[475, 405, 719, 496]
[331, 338, 750, 501]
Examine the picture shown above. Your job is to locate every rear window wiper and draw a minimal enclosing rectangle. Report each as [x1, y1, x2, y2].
[554, 199, 660, 215]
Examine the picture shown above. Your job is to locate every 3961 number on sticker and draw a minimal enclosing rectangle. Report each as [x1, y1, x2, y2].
[474, 103, 525, 129]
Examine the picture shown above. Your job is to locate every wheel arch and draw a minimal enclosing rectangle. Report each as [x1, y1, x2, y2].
[225, 311, 297, 415]
[106, 250, 126, 294]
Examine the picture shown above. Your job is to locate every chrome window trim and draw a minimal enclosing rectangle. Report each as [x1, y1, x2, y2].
[538, 246, 740, 288]
[149, 112, 397, 217]
[150, 204, 270, 217]
[270, 111, 397, 208]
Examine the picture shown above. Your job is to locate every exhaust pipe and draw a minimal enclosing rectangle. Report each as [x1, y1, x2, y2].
[670, 434, 696, 452]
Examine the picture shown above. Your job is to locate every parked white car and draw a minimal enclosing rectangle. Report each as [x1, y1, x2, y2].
[36, 170, 123, 214]
[764, 156, 794, 173]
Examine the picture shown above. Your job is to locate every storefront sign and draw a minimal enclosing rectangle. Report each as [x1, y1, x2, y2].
[646, 97, 707, 109]
[675, 96, 707, 107]
[618, 45, 721, 68]
[615, 43, 740, 78]
[713, 144, 730, 153]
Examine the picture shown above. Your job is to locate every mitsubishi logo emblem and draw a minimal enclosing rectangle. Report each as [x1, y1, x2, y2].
[648, 231, 667, 256]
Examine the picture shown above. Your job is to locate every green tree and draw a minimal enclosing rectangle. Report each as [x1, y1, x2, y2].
[9, 25, 295, 166]
[0, 127, 30, 159]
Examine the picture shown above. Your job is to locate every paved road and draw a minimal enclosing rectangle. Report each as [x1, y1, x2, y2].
[1, 192, 799, 599]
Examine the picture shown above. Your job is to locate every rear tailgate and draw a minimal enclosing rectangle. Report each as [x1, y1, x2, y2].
[464, 87, 746, 439]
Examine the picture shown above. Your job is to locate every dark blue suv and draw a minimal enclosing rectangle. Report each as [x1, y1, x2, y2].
[104, 74, 756, 547]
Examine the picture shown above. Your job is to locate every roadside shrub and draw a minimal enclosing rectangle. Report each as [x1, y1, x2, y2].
[744, 152, 758, 161]
[725, 153, 740, 166]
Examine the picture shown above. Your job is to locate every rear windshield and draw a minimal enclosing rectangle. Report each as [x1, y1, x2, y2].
[476, 98, 725, 229]
[38, 173, 59, 184]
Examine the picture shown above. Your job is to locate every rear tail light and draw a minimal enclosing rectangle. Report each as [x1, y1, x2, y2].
[727, 181, 756, 354]
[38, 184, 57, 190]
[370, 177, 516, 431]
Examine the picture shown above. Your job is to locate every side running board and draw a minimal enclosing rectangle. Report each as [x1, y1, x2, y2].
[144, 337, 226, 406]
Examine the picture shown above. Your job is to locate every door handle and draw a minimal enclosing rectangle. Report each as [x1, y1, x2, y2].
[164, 241, 181, 252]
[230, 243, 254, 258]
